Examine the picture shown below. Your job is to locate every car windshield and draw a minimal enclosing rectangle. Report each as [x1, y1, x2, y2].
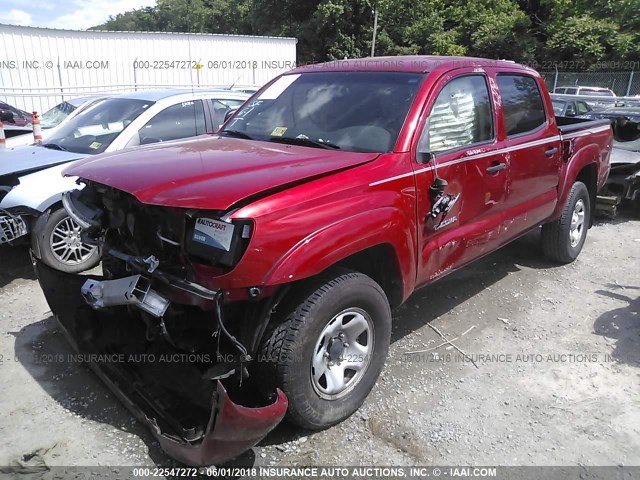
[581, 89, 614, 97]
[552, 100, 565, 116]
[40, 101, 79, 129]
[44, 98, 154, 154]
[221, 71, 425, 153]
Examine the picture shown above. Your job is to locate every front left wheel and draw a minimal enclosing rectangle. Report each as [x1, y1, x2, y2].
[258, 271, 391, 430]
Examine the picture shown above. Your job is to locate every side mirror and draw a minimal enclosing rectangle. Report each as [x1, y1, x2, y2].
[565, 107, 576, 117]
[224, 109, 238, 123]
[0, 110, 15, 123]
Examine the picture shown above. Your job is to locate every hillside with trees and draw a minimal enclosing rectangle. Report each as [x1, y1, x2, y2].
[92, 0, 640, 67]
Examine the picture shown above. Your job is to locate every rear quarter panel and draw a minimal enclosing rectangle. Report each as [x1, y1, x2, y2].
[553, 125, 612, 219]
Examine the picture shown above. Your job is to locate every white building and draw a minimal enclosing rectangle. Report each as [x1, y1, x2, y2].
[0, 24, 297, 113]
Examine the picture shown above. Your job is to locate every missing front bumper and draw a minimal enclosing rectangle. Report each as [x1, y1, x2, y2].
[0, 213, 27, 244]
[32, 256, 288, 466]
[81, 275, 170, 318]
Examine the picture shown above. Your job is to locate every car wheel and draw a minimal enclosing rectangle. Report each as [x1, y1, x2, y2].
[541, 181, 590, 263]
[34, 207, 100, 273]
[258, 271, 391, 430]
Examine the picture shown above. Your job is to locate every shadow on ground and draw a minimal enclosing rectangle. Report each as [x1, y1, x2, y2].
[0, 245, 35, 289]
[10, 228, 570, 467]
[593, 287, 640, 368]
[11, 316, 176, 467]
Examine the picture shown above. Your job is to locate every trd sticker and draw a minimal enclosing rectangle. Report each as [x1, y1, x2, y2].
[430, 193, 460, 230]
[193, 218, 235, 251]
[434, 215, 458, 230]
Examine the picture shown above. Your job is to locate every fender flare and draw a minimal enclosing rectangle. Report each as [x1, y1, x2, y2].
[262, 207, 416, 298]
[552, 143, 600, 220]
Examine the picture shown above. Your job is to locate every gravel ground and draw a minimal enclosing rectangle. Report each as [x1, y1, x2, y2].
[0, 216, 638, 474]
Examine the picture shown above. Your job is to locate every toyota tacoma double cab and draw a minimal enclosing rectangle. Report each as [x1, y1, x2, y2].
[33, 56, 612, 466]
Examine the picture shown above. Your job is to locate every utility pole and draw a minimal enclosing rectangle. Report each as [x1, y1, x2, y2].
[371, 4, 378, 57]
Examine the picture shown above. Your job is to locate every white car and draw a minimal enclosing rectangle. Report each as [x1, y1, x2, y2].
[553, 85, 616, 97]
[0, 89, 250, 272]
[3, 95, 106, 149]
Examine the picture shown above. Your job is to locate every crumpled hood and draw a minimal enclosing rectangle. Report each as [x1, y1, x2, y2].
[65, 136, 379, 210]
[0, 145, 85, 177]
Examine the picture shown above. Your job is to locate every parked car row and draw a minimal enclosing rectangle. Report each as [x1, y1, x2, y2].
[0, 89, 250, 271]
[32, 56, 612, 466]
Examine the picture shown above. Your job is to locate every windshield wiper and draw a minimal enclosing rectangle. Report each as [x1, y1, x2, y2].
[41, 143, 68, 151]
[219, 130, 254, 140]
[268, 136, 340, 150]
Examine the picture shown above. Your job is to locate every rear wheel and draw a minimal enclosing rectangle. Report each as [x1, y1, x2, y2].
[258, 271, 391, 430]
[541, 181, 590, 263]
[34, 207, 100, 273]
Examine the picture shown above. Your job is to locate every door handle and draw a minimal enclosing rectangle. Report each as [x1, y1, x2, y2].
[545, 147, 559, 157]
[486, 163, 506, 174]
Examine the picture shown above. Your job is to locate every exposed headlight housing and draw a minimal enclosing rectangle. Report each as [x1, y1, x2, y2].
[184, 210, 252, 268]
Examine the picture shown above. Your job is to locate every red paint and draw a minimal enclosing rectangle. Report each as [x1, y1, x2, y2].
[159, 383, 288, 466]
[66, 56, 612, 302]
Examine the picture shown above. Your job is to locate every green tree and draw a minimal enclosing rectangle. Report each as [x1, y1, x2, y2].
[92, 0, 640, 66]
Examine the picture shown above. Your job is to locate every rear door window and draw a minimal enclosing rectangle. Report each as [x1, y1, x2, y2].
[497, 74, 546, 137]
[210, 99, 247, 127]
[576, 101, 591, 115]
[138, 100, 206, 145]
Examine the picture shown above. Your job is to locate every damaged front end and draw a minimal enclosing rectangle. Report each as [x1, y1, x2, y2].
[0, 182, 28, 244]
[33, 182, 288, 466]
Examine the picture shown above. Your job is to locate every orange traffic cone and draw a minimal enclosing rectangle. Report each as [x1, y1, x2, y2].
[0, 119, 5, 149]
[32, 111, 42, 143]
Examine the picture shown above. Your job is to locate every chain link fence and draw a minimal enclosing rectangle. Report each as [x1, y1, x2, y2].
[540, 71, 640, 97]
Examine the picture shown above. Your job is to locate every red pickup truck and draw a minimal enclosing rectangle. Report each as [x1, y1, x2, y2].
[34, 56, 612, 466]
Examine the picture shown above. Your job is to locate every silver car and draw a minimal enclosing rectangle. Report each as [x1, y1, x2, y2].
[0, 89, 249, 272]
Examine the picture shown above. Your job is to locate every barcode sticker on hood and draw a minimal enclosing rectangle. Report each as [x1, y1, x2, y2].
[193, 218, 235, 251]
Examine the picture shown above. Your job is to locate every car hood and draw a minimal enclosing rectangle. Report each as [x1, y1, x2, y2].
[0, 145, 85, 177]
[65, 136, 379, 210]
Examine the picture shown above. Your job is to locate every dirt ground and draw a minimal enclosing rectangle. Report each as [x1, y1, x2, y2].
[0, 215, 639, 473]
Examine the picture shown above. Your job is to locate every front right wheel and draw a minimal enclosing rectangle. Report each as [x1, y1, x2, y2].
[541, 181, 590, 264]
[33, 207, 101, 273]
[258, 271, 391, 430]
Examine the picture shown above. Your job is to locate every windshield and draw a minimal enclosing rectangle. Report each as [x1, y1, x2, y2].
[581, 89, 614, 97]
[40, 101, 78, 129]
[44, 98, 153, 154]
[222, 71, 424, 153]
[551, 100, 565, 115]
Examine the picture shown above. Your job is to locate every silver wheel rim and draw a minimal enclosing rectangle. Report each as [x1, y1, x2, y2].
[50, 215, 97, 266]
[311, 307, 374, 400]
[570, 199, 586, 247]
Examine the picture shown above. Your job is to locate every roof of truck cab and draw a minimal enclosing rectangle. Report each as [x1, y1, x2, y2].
[290, 56, 529, 74]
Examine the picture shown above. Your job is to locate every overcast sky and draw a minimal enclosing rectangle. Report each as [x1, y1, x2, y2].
[0, 0, 157, 30]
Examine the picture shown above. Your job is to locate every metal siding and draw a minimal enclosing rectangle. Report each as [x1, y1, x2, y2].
[0, 24, 297, 113]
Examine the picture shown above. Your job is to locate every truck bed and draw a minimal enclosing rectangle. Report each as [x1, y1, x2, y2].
[556, 116, 612, 134]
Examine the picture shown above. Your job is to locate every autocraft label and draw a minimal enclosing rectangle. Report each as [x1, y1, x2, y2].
[193, 218, 235, 251]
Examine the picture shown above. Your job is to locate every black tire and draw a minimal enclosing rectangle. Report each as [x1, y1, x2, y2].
[33, 207, 101, 273]
[541, 181, 590, 264]
[257, 271, 391, 430]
